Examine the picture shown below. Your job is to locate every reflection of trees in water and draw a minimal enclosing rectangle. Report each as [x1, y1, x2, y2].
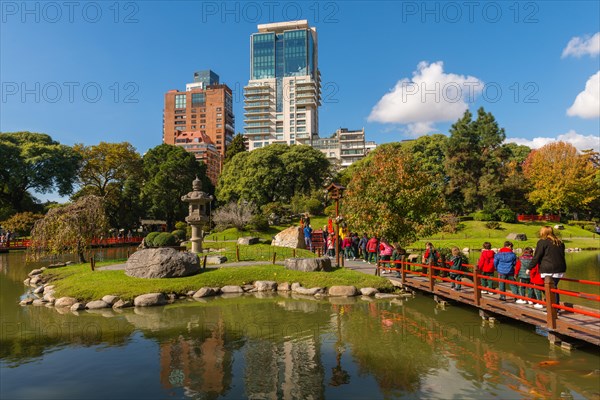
[359, 302, 598, 399]
[341, 302, 444, 397]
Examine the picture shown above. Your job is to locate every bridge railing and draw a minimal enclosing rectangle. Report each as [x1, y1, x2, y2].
[375, 259, 600, 331]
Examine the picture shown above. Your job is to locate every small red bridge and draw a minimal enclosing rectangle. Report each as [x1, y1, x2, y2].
[376, 259, 600, 349]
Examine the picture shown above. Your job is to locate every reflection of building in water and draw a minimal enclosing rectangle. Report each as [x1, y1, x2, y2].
[244, 338, 324, 399]
[159, 321, 233, 399]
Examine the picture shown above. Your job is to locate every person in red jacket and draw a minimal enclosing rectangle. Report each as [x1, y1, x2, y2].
[378, 238, 393, 274]
[366, 236, 378, 264]
[342, 236, 352, 260]
[477, 242, 496, 294]
[529, 263, 545, 309]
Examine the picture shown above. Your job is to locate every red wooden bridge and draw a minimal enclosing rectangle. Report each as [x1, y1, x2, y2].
[0, 237, 144, 252]
[376, 259, 600, 349]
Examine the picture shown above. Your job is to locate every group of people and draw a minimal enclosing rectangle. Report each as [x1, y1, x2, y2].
[476, 226, 567, 307]
[0, 230, 13, 246]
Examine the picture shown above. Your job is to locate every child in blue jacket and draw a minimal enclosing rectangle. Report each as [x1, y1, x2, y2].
[494, 241, 518, 301]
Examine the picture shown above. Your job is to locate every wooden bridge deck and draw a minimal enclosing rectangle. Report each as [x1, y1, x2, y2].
[396, 273, 600, 347]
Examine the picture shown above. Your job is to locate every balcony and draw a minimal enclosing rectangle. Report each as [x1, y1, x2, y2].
[244, 102, 272, 109]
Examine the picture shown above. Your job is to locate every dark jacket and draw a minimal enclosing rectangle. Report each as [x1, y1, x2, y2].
[449, 255, 463, 272]
[531, 239, 566, 274]
[494, 247, 517, 275]
[515, 255, 534, 279]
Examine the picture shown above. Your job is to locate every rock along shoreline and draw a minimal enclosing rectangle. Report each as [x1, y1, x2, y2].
[20, 266, 411, 314]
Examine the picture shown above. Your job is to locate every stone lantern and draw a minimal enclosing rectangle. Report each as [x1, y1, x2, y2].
[181, 177, 213, 254]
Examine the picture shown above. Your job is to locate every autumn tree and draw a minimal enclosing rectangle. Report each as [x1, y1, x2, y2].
[142, 144, 213, 231]
[28, 195, 109, 263]
[523, 142, 600, 216]
[0, 211, 44, 236]
[0, 132, 80, 216]
[343, 146, 442, 245]
[73, 142, 143, 229]
[444, 108, 507, 214]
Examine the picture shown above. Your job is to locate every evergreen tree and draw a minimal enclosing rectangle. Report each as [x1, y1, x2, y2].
[224, 133, 247, 163]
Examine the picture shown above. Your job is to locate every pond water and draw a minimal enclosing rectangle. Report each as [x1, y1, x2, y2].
[1, 249, 599, 399]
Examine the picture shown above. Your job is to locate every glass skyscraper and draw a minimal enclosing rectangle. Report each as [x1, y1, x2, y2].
[244, 20, 321, 149]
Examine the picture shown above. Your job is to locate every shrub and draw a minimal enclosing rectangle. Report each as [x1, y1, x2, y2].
[583, 224, 596, 232]
[145, 232, 161, 247]
[472, 211, 495, 221]
[324, 204, 336, 217]
[246, 214, 269, 232]
[495, 208, 516, 223]
[174, 221, 188, 231]
[171, 229, 186, 241]
[485, 221, 501, 230]
[153, 232, 178, 247]
[439, 214, 462, 234]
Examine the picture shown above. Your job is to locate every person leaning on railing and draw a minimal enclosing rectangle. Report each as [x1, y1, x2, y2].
[530, 226, 567, 305]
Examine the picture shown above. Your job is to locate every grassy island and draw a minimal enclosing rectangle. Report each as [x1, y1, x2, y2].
[41, 262, 394, 302]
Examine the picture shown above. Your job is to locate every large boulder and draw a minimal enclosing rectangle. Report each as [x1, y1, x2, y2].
[125, 248, 200, 279]
[284, 257, 332, 272]
[271, 226, 306, 249]
[507, 233, 527, 241]
[237, 237, 260, 245]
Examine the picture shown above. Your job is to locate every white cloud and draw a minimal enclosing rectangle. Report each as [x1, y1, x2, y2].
[368, 61, 483, 129]
[567, 71, 600, 119]
[562, 32, 600, 58]
[505, 130, 600, 152]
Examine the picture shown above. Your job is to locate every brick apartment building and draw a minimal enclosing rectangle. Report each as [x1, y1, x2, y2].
[163, 70, 235, 184]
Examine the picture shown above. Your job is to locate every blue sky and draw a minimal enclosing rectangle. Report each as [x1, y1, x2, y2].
[1, 0, 599, 156]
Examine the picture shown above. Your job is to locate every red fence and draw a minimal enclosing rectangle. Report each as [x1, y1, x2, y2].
[375, 258, 600, 345]
[0, 237, 144, 250]
[517, 214, 560, 222]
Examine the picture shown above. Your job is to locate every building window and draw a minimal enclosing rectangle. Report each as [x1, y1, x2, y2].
[175, 94, 186, 109]
[297, 120, 305, 126]
[217, 107, 222, 111]
[217, 113, 222, 117]
[254, 142, 263, 148]
[290, 127, 295, 132]
[290, 120, 295, 126]
[191, 93, 205, 107]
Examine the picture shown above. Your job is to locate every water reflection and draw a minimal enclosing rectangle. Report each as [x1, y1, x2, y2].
[2, 251, 600, 399]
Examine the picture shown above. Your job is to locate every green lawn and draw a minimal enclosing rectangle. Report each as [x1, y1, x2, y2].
[412, 221, 600, 250]
[42, 263, 394, 302]
[204, 242, 316, 262]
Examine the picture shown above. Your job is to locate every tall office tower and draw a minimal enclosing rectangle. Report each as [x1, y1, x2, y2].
[244, 20, 321, 150]
[163, 70, 235, 184]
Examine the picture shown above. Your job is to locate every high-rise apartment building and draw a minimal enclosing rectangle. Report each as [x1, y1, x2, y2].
[163, 70, 234, 184]
[244, 20, 321, 149]
[313, 128, 376, 168]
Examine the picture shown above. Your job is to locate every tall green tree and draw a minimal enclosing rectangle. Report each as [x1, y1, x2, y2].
[72, 142, 143, 229]
[444, 108, 507, 214]
[142, 144, 213, 230]
[216, 144, 330, 208]
[343, 145, 441, 245]
[0, 132, 80, 215]
[224, 133, 247, 163]
[523, 142, 599, 216]
[498, 143, 534, 213]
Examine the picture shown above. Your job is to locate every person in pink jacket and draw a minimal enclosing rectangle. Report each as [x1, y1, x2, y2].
[379, 238, 393, 274]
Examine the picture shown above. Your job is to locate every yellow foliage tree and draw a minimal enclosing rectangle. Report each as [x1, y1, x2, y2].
[522, 142, 599, 215]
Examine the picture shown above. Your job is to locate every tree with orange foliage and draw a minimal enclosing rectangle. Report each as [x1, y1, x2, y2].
[522, 142, 599, 216]
[343, 145, 441, 245]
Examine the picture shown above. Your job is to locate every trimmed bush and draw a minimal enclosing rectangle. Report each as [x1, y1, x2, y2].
[171, 229, 186, 241]
[485, 221, 501, 230]
[145, 232, 161, 247]
[175, 221, 188, 231]
[472, 211, 495, 221]
[495, 208, 516, 223]
[583, 224, 596, 232]
[153, 232, 178, 247]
